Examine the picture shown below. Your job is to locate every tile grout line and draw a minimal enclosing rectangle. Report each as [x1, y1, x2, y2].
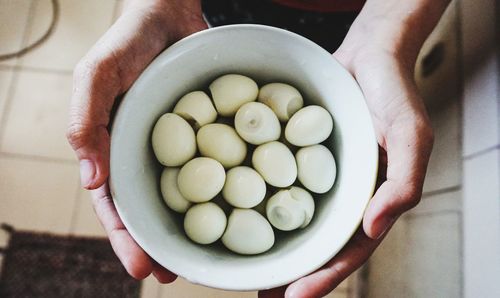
[404, 210, 461, 220]
[1, 64, 73, 75]
[458, 192, 465, 298]
[422, 185, 461, 198]
[454, 1, 465, 297]
[0, 151, 77, 165]
[463, 144, 500, 160]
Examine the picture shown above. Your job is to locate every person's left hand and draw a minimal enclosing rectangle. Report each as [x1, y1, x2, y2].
[259, 12, 435, 298]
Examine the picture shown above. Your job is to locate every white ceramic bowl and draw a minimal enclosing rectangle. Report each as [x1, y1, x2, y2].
[110, 24, 378, 291]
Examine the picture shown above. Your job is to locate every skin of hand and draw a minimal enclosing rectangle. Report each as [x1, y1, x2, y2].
[259, 0, 450, 297]
[68, 0, 448, 293]
[66, 0, 206, 282]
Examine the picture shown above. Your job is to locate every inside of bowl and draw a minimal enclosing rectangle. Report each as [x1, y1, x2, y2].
[110, 25, 378, 291]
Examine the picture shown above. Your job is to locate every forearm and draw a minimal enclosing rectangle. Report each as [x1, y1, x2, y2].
[340, 0, 451, 69]
[121, 0, 205, 40]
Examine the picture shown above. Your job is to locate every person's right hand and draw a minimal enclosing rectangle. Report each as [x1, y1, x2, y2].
[66, 0, 207, 282]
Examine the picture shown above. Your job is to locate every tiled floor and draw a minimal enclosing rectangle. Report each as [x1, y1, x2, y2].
[0, 1, 353, 297]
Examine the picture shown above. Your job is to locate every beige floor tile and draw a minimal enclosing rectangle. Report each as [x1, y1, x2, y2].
[160, 278, 256, 298]
[367, 192, 461, 298]
[461, 0, 500, 156]
[0, 0, 32, 67]
[70, 189, 106, 237]
[463, 149, 500, 297]
[411, 191, 461, 216]
[20, 0, 115, 71]
[324, 289, 349, 298]
[336, 274, 351, 291]
[416, 1, 459, 109]
[112, 0, 124, 22]
[141, 274, 161, 298]
[0, 68, 14, 121]
[422, 100, 461, 194]
[414, 2, 462, 194]
[401, 214, 461, 298]
[0, 70, 75, 160]
[365, 219, 407, 298]
[0, 156, 79, 233]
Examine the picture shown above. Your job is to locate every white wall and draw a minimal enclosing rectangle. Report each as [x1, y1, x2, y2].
[460, 0, 500, 297]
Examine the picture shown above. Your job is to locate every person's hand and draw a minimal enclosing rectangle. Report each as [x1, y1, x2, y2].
[259, 0, 451, 296]
[66, 0, 207, 282]
[259, 45, 434, 298]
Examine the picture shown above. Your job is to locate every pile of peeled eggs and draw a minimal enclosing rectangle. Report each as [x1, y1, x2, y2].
[151, 74, 336, 255]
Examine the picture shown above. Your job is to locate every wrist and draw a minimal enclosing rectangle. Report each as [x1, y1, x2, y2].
[337, 0, 450, 73]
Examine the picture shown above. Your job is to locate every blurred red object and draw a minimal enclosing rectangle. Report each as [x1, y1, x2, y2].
[273, 0, 365, 12]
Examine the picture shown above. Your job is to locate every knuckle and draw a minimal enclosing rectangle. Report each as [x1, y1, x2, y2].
[73, 55, 113, 83]
[66, 118, 91, 150]
[398, 183, 422, 210]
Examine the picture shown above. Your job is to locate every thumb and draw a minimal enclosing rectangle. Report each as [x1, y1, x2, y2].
[67, 56, 119, 189]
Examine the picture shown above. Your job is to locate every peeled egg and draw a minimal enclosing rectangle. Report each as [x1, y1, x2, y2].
[152, 113, 196, 166]
[222, 209, 275, 255]
[209, 74, 258, 116]
[296, 145, 336, 193]
[160, 167, 192, 213]
[184, 202, 227, 244]
[197, 123, 247, 168]
[173, 91, 217, 129]
[285, 105, 333, 146]
[222, 166, 266, 208]
[258, 83, 304, 121]
[266, 187, 315, 231]
[234, 102, 281, 145]
[178, 157, 226, 202]
[252, 141, 297, 187]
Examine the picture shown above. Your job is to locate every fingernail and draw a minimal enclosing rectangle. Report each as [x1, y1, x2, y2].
[285, 283, 300, 298]
[375, 217, 396, 239]
[79, 159, 95, 188]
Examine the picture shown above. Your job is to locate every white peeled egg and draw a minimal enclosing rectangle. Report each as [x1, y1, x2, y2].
[177, 157, 226, 202]
[252, 141, 297, 187]
[222, 209, 275, 255]
[173, 91, 217, 129]
[160, 167, 192, 213]
[234, 102, 281, 145]
[209, 74, 258, 116]
[184, 202, 227, 244]
[285, 105, 333, 146]
[296, 145, 336, 193]
[258, 83, 304, 121]
[222, 166, 266, 208]
[197, 123, 247, 168]
[151, 113, 196, 166]
[266, 187, 315, 231]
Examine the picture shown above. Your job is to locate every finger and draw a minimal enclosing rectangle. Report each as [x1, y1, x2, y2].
[67, 10, 173, 190]
[152, 261, 177, 284]
[285, 228, 383, 298]
[258, 285, 287, 298]
[363, 117, 434, 239]
[91, 184, 153, 279]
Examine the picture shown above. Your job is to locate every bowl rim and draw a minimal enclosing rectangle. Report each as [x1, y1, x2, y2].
[110, 23, 378, 291]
